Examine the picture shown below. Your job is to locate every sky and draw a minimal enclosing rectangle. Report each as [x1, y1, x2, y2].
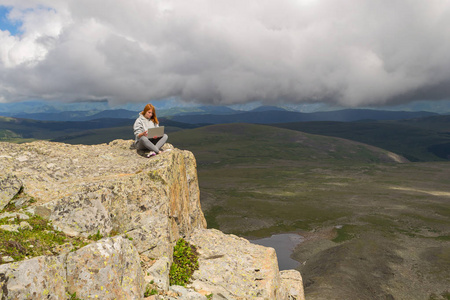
[0, 0, 450, 108]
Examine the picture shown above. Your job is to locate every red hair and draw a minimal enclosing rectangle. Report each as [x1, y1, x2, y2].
[142, 104, 159, 124]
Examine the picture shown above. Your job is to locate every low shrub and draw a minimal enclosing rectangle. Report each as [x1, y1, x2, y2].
[169, 238, 199, 286]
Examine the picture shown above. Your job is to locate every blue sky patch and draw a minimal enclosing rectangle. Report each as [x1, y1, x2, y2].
[0, 5, 22, 36]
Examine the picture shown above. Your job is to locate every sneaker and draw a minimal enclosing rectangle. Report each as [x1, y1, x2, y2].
[146, 151, 156, 158]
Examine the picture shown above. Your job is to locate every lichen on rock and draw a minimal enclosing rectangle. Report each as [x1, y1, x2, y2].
[0, 174, 22, 211]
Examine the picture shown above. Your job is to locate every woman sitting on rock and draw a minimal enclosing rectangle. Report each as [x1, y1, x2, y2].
[133, 103, 168, 157]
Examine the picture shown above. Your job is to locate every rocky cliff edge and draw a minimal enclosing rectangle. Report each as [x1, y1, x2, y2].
[0, 140, 304, 300]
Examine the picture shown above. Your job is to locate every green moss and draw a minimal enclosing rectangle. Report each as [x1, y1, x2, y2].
[169, 239, 199, 286]
[0, 214, 90, 263]
[0, 196, 114, 264]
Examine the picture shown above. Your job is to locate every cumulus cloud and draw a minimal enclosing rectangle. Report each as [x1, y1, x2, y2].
[0, 0, 449, 106]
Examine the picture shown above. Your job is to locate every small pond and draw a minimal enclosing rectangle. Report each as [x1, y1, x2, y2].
[249, 233, 304, 270]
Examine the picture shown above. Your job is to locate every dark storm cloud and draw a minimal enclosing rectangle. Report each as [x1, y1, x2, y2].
[0, 0, 449, 106]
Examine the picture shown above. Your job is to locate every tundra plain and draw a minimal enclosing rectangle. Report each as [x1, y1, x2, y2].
[170, 123, 450, 300]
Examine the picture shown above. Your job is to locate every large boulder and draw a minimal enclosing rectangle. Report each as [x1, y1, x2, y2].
[187, 228, 282, 299]
[0, 255, 67, 299]
[0, 236, 143, 300]
[66, 236, 144, 299]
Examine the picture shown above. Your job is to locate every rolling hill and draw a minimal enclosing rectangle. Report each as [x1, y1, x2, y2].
[271, 115, 450, 161]
[169, 123, 407, 166]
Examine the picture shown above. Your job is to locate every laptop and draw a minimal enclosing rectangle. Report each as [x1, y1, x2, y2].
[147, 126, 164, 138]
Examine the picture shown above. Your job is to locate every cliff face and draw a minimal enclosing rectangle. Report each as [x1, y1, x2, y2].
[0, 140, 304, 300]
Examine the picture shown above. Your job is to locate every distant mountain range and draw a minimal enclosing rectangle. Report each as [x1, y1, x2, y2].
[167, 108, 438, 124]
[7, 109, 140, 121]
[0, 100, 111, 114]
[0, 104, 440, 123]
[0, 105, 244, 121]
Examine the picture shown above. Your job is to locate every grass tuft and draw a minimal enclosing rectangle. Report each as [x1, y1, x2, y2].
[0, 214, 90, 263]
